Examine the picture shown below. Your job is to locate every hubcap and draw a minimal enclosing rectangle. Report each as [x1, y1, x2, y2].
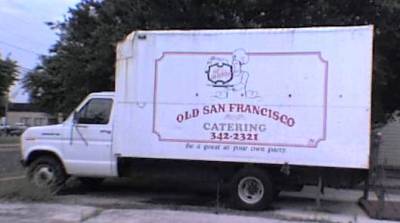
[238, 176, 264, 204]
[33, 165, 55, 188]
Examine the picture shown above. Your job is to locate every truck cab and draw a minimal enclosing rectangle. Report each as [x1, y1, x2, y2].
[21, 92, 117, 189]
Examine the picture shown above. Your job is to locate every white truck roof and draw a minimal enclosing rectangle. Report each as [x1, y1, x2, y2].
[89, 92, 114, 97]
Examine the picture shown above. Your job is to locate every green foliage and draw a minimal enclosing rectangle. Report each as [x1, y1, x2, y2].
[23, 0, 400, 122]
[0, 56, 18, 99]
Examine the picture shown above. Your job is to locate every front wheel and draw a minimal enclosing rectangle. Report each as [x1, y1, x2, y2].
[230, 167, 274, 210]
[27, 156, 67, 193]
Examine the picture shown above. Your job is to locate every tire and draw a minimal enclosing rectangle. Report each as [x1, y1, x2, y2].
[78, 177, 104, 187]
[230, 167, 274, 210]
[27, 156, 67, 193]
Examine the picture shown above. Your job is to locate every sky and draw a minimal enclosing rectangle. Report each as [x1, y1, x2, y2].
[0, 0, 81, 103]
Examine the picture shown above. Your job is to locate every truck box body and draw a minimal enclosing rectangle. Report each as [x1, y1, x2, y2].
[113, 26, 373, 169]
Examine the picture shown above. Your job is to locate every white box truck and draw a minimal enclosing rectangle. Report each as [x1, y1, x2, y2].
[21, 25, 373, 210]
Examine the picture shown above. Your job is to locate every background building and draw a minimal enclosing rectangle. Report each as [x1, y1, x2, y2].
[6, 103, 55, 127]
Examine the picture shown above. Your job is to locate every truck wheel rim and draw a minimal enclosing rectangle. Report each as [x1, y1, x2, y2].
[238, 176, 264, 204]
[33, 165, 55, 188]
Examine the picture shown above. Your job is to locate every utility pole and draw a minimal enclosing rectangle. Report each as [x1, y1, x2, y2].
[4, 95, 8, 125]
[0, 95, 8, 125]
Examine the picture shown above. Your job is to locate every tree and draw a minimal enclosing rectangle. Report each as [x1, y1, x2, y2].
[23, 0, 400, 123]
[0, 55, 18, 111]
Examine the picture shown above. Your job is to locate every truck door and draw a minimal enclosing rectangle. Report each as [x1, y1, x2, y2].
[65, 97, 115, 176]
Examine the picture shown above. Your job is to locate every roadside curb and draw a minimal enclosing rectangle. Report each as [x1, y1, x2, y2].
[0, 200, 395, 223]
[0, 144, 20, 151]
[0, 203, 100, 223]
[48, 207, 103, 223]
[0, 148, 20, 152]
[0, 175, 25, 182]
[0, 143, 19, 147]
[82, 207, 384, 223]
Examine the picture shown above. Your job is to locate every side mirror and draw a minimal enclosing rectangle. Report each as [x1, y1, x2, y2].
[73, 111, 80, 124]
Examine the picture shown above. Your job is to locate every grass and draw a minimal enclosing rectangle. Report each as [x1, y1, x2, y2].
[0, 177, 54, 202]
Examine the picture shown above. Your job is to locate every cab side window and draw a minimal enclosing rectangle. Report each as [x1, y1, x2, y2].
[77, 99, 113, 125]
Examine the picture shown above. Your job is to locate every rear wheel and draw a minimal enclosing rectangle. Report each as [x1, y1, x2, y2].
[27, 156, 67, 193]
[230, 167, 274, 210]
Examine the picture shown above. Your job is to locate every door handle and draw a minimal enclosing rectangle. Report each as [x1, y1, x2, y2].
[100, 130, 111, 134]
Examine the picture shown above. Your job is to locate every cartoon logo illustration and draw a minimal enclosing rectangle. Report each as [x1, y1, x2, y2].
[205, 49, 259, 99]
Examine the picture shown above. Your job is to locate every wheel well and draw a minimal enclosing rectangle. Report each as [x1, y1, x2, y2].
[26, 150, 66, 173]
